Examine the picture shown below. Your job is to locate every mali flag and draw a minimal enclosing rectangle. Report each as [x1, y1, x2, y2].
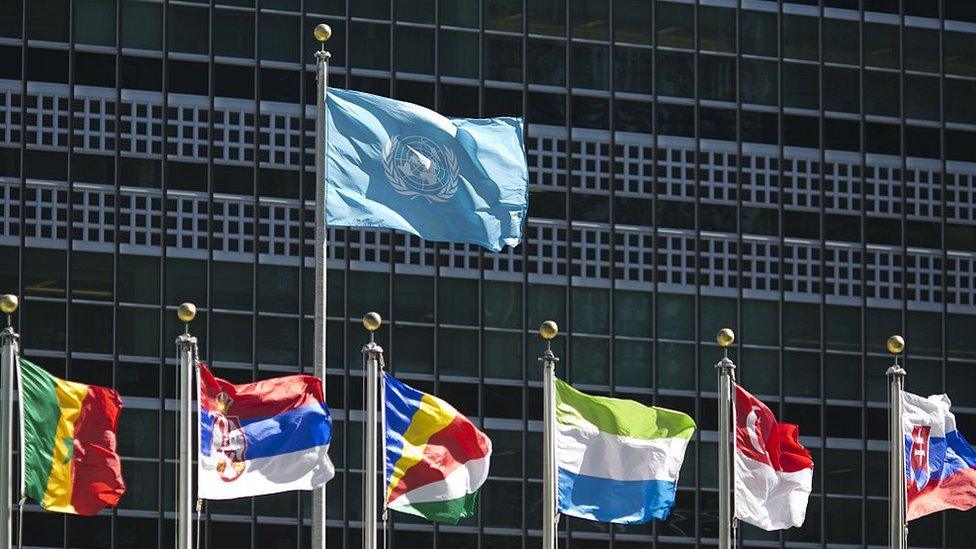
[18, 359, 126, 515]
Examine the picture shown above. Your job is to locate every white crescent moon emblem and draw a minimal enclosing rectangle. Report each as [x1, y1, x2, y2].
[745, 406, 765, 454]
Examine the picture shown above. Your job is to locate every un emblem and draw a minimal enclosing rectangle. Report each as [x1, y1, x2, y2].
[383, 136, 460, 203]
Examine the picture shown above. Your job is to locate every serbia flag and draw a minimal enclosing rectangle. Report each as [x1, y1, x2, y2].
[197, 363, 334, 500]
[902, 391, 976, 521]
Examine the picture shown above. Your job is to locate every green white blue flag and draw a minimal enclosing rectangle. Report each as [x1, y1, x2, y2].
[555, 379, 695, 524]
[326, 88, 528, 252]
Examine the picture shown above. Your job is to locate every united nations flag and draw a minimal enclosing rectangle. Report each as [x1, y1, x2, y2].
[326, 88, 528, 252]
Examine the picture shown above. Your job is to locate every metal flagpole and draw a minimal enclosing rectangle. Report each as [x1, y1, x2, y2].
[361, 313, 384, 549]
[0, 294, 20, 549]
[311, 22, 332, 549]
[886, 334, 907, 549]
[176, 303, 198, 549]
[538, 320, 559, 549]
[715, 328, 736, 549]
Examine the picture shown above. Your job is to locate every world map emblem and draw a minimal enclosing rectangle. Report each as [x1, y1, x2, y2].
[383, 135, 460, 203]
[211, 392, 247, 482]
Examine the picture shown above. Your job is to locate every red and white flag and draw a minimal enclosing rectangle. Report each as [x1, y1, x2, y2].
[733, 384, 814, 530]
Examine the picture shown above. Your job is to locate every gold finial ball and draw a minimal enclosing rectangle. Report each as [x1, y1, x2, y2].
[717, 328, 735, 348]
[0, 294, 18, 315]
[177, 303, 197, 324]
[539, 320, 559, 340]
[887, 335, 905, 355]
[313, 23, 332, 43]
[363, 312, 382, 332]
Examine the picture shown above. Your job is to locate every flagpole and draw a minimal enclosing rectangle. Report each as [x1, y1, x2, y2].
[361, 312, 384, 549]
[311, 22, 332, 549]
[715, 328, 736, 549]
[886, 334, 907, 549]
[0, 294, 20, 548]
[538, 321, 559, 549]
[176, 303, 198, 549]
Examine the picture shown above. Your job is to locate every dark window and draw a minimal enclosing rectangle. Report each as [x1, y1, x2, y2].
[395, 25, 434, 74]
[214, 9, 254, 58]
[395, 0, 433, 23]
[741, 111, 779, 145]
[260, 68, 300, 103]
[441, 0, 478, 28]
[699, 7, 735, 52]
[864, 23, 899, 69]
[656, 51, 694, 98]
[614, 47, 651, 94]
[824, 66, 859, 113]
[824, 18, 859, 65]
[441, 84, 480, 118]
[865, 0, 899, 13]
[783, 115, 819, 148]
[485, 88, 522, 117]
[121, 157, 162, 188]
[906, 220, 941, 249]
[699, 108, 736, 141]
[740, 58, 777, 106]
[904, 27, 940, 73]
[213, 164, 252, 195]
[121, 56, 162, 91]
[782, 15, 818, 61]
[75, 0, 115, 46]
[740, 10, 777, 56]
[614, 196, 652, 226]
[824, 118, 860, 152]
[484, 35, 522, 82]
[825, 214, 861, 243]
[656, 103, 694, 138]
[905, 75, 940, 121]
[741, 207, 778, 236]
[571, 43, 609, 90]
[864, 70, 900, 117]
[699, 55, 735, 102]
[395, 80, 435, 110]
[74, 52, 115, 87]
[905, 0, 940, 17]
[485, 0, 522, 32]
[905, 125, 941, 159]
[350, 22, 390, 70]
[865, 122, 901, 155]
[785, 211, 820, 239]
[73, 153, 114, 183]
[783, 62, 819, 110]
[946, 129, 976, 162]
[571, 192, 609, 222]
[947, 224, 976, 252]
[571, 0, 609, 40]
[25, 150, 67, 181]
[656, 200, 695, 230]
[572, 96, 609, 130]
[946, 0, 976, 23]
[946, 31, 976, 77]
[118, 255, 160, 304]
[166, 162, 207, 192]
[784, 353, 820, 397]
[699, 203, 737, 232]
[167, 60, 208, 95]
[260, 14, 299, 62]
[946, 79, 976, 125]
[258, 168, 299, 200]
[527, 92, 566, 125]
[214, 65, 254, 100]
[28, 0, 69, 42]
[615, 100, 652, 133]
[656, 2, 694, 49]
[0, 46, 20, 79]
[26, 48, 68, 84]
[169, 5, 209, 55]
[122, 1, 162, 50]
[0, 1, 21, 38]
[613, 0, 651, 45]
[865, 216, 901, 245]
[440, 31, 480, 79]
[350, 0, 389, 19]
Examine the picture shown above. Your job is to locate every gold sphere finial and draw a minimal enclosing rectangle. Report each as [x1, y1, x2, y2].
[0, 295, 18, 315]
[539, 320, 559, 340]
[363, 312, 382, 332]
[887, 335, 905, 355]
[177, 303, 197, 324]
[313, 23, 332, 43]
[717, 328, 735, 348]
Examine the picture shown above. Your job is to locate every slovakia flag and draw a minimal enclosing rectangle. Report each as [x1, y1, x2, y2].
[902, 391, 976, 521]
[733, 384, 814, 530]
[197, 363, 334, 500]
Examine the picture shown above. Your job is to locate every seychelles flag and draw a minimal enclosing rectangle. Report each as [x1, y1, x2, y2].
[197, 364, 334, 499]
[903, 391, 976, 520]
[18, 358, 126, 515]
[384, 374, 492, 523]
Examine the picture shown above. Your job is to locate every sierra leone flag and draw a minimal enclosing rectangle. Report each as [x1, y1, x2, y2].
[555, 378, 695, 524]
[18, 358, 126, 515]
[384, 374, 492, 523]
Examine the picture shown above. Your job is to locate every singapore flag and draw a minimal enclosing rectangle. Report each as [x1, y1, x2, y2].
[733, 384, 814, 530]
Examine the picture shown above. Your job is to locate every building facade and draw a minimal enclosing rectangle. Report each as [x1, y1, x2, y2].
[1, 0, 976, 547]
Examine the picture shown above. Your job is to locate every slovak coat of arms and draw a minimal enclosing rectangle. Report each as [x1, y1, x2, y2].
[383, 135, 460, 203]
[211, 392, 248, 482]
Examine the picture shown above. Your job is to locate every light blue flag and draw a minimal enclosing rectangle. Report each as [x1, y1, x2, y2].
[326, 88, 528, 252]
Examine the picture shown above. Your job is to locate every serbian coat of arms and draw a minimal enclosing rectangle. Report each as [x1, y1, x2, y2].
[211, 392, 247, 482]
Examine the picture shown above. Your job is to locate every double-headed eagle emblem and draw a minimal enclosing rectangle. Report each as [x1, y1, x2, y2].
[383, 135, 460, 203]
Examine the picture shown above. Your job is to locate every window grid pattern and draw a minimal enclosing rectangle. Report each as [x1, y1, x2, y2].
[570, 226, 611, 280]
[699, 235, 739, 292]
[906, 167, 943, 220]
[166, 102, 209, 159]
[72, 91, 116, 153]
[947, 170, 976, 224]
[948, 254, 976, 308]
[71, 184, 115, 249]
[25, 87, 70, 149]
[259, 105, 303, 167]
[741, 148, 781, 205]
[526, 125, 566, 188]
[0, 178, 20, 245]
[613, 229, 654, 285]
[824, 160, 862, 213]
[866, 248, 904, 302]
[698, 146, 738, 203]
[783, 240, 822, 297]
[741, 237, 780, 295]
[655, 140, 696, 201]
[0, 85, 22, 146]
[825, 244, 863, 301]
[783, 154, 821, 211]
[120, 92, 165, 156]
[613, 133, 654, 196]
[570, 130, 610, 192]
[864, 162, 903, 218]
[656, 231, 696, 289]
